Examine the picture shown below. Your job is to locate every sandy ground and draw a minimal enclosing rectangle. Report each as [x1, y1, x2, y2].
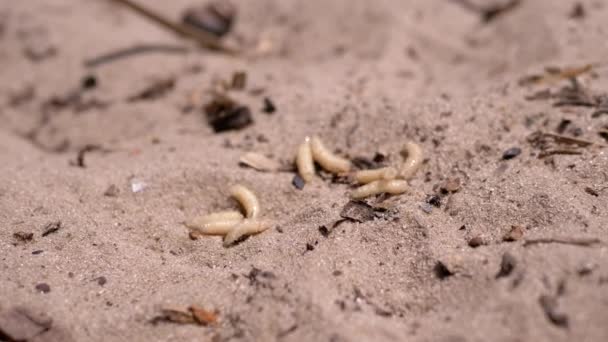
[1, 0, 608, 341]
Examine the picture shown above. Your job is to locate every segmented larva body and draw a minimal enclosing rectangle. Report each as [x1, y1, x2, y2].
[310, 136, 351, 174]
[185, 210, 244, 235]
[230, 184, 260, 219]
[351, 179, 410, 199]
[223, 219, 271, 247]
[400, 142, 423, 180]
[354, 166, 398, 184]
[296, 137, 315, 182]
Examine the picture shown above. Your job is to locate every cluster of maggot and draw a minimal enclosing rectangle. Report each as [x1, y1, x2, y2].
[185, 185, 270, 247]
[296, 136, 423, 199]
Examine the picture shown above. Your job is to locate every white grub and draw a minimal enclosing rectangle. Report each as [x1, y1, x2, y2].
[185, 211, 243, 235]
[296, 137, 315, 182]
[229, 184, 260, 219]
[239, 152, 280, 172]
[400, 142, 423, 180]
[223, 219, 271, 247]
[351, 179, 410, 199]
[310, 136, 351, 174]
[354, 166, 398, 184]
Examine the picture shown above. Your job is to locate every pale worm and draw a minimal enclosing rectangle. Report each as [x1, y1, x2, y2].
[223, 219, 271, 247]
[296, 137, 315, 182]
[351, 179, 410, 199]
[400, 142, 423, 180]
[230, 184, 260, 219]
[354, 166, 398, 184]
[310, 136, 351, 174]
[185, 211, 244, 235]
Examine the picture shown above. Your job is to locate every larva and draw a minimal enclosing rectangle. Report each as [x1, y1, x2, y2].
[400, 142, 423, 180]
[310, 136, 351, 174]
[354, 166, 398, 184]
[223, 219, 271, 246]
[351, 179, 410, 199]
[230, 184, 260, 219]
[185, 210, 244, 235]
[296, 137, 315, 182]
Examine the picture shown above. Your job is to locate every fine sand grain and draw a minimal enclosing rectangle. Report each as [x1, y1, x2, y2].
[1, 1, 608, 341]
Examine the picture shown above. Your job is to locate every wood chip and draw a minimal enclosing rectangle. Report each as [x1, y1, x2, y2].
[41, 221, 61, 237]
[189, 306, 218, 325]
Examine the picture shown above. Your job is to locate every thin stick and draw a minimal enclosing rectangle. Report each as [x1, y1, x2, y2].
[524, 237, 602, 247]
[84, 43, 190, 67]
[109, 0, 237, 54]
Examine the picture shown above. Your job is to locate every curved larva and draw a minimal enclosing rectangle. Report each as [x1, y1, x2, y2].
[223, 219, 271, 246]
[400, 142, 423, 180]
[185, 210, 244, 235]
[354, 166, 398, 184]
[296, 137, 315, 182]
[230, 184, 260, 219]
[310, 136, 351, 174]
[351, 179, 410, 199]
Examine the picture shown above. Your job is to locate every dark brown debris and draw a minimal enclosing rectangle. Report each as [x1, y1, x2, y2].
[35, 283, 51, 293]
[569, 2, 586, 19]
[73, 144, 102, 168]
[231, 71, 247, 90]
[204, 95, 253, 132]
[496, 252, 516, 278]
[182, 1, 236, 38]
[103, 184, 120, 197]
[584, 187, 599, 197]
[434, 261, 454, 280]
[439, 178, 461, 194]
[452, 0, 521, 23]
[340, 201, 376, 223]
[127, 78, 175, 102]
[467, 236, 485, 248]
[539, 295, 569, 328]
[318, 219, 348, 237]
[262, 97, 276, 114]
[41, 221, 61, 237]
[94, 276, 107, 286]
[503, 225, 524, 242]
[13, 231, 34, 244]
[84, 44, 190, 68]
[245, 267, 276, 288]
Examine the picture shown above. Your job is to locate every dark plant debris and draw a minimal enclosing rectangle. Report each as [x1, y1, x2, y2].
[231, 71, 247, 90]
[496, 252, 516, 278]
[539, 295, 569, 328]
[35, 283, 51, 293]
[340, 201, 376, 223]
[204, 94, 253, 132]
[72, 144, 102, 168]
[127, 78, 175, 102]
[13, 231, 34, 244]
[151, 305, 218, 326]
[41, 221, 61, 237]
[84, 44, 189, 67]
[434, 261, 454, 280]
[452, 0, 521, 23]
[569, 2, 585, 19]
[182, 1, 236, 38]
[262, 97, 276, 114]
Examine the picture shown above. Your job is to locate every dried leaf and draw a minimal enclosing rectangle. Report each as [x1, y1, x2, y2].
[189, 306, 218, 325]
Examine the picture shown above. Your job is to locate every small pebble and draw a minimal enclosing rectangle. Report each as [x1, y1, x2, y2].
[468, 236, 484, 248]
[95, 276, 107, 286]
[503, 225, 524, 241]
[292, 174, 305, 190]
[32, 250, 43, 255]
[502, 147, 521, 160]
[82, 75, 98, 90]
[262, 97, 276, 114]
